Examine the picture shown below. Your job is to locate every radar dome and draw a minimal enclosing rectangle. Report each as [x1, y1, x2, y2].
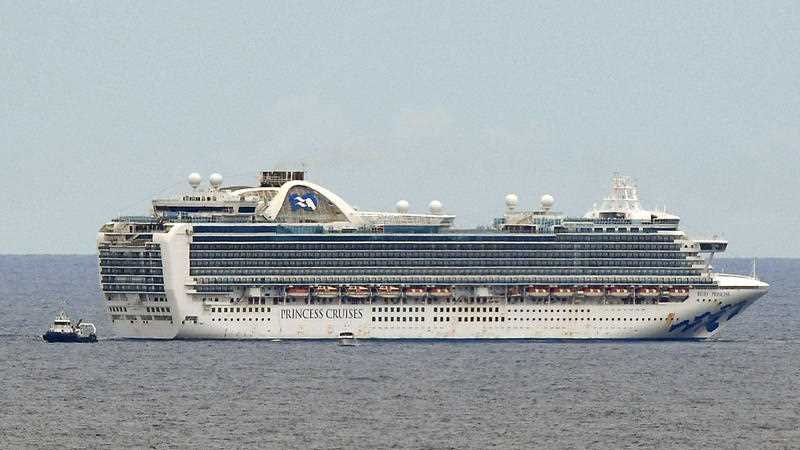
[188, 172, 202, 189]
[541, 194, 555, 209]
[209, 173, 223, 189]
[428, 200, 443, 215]
[504, 193, 519, 210]
[396, 200, 410, 213]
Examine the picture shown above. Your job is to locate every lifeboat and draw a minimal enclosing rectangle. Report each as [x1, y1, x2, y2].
[315, 286, 339, 298]
[583, 287, 604, 297]
[507, 286, 522, 297]
[668, 287, 690, 298]
[552, 287, 574, 298]
[286, 286, 310, 297]
[636, 287, 660, 298]
[607, 287, 631, 298]
[526, 286, 550, 298]
[346, 286, 371, 298]
[376, 285, 401, 298]
[430, 287, 454, 298]
[405, 286, 428, 298]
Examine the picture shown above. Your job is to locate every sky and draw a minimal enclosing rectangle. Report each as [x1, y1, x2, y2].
[1, 1, 799, 256]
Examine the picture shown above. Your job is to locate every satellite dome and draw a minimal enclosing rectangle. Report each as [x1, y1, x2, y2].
[541, 194, 555, 209]
[428, 200, 443, 215]
[188, 172, 202, 189]
[396, 200, 410, 213]
[209, 173, 223, 189]
[504, 193, 519, 210]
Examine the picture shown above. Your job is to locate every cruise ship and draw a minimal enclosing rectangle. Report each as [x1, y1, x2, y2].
[97, 170, 768, 340]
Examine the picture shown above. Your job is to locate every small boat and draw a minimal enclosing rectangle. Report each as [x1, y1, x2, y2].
[526, 286, 550, 298]
[315, 286, 339, 298]
[42, 311, 97, 343]
[405, 286, 428, 298]
[376, 285, 401, 298]
[286, 286, 310, 297]
[608, 287, 631, 298]
[337, 332, 357, 346]
[507, 286, 522, 297]
[668, 287, 690, 298]
[637, 287, 661, 298]
[346, 286, 371, 298]
[583, 287, 604, 297]
[430, 287, 453, 298]
[552, 287, 574, 298]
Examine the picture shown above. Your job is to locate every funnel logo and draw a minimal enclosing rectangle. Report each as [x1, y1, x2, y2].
[290, 192, 318, 211]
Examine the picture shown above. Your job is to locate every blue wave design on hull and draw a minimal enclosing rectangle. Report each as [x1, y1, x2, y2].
[669, 302, 747, 335]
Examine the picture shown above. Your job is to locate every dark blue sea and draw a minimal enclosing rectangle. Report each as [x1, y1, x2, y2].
[0, 256, 797, 449]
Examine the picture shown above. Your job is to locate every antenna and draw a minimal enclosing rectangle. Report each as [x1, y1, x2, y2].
[752, 258, 758, 280]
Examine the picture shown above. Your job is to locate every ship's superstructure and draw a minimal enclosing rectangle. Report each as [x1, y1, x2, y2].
[97, 171, 768, 340]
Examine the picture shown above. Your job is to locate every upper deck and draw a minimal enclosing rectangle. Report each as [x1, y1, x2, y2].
[97, 172, 735, 293]
[104, 171, 703, 238]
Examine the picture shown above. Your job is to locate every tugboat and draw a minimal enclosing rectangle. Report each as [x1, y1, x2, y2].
[42, 310, 97, 343]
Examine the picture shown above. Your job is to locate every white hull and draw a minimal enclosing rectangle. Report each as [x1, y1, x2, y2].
[99, 174, 769, 341]
[108, 280, 767, 340]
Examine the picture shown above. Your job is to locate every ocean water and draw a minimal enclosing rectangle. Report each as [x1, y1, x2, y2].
[0, 256, 797, 449]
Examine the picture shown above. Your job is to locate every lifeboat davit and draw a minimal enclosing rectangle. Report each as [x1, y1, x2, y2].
[430, 287, 454, 298]
[286, 286, 310, 297]
[377, 285, 401, 298]
[315, 286, 339, 298]
[668, 287, 690, 298]
[526, 286, 550, 298]
[583, 287, 604, 297]
[346, 286, 370, 298]
[405, 286, 428, 298]
[637, 287, 660, 298]
[552, 287, 574, 298]
[607, 287, 631, 298]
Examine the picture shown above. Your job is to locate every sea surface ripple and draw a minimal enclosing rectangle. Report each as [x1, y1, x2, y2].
[0, 256, 798, 449]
